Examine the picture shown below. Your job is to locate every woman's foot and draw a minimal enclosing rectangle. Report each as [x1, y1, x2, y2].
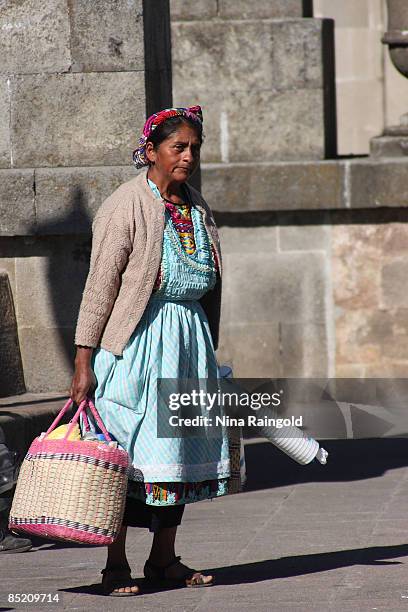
[144, 555, 213, 588]
[101, 565, 140, 596]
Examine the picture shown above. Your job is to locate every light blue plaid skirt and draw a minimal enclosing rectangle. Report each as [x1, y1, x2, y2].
[91, 296, 230, 484]
[91, 179, 230, 501]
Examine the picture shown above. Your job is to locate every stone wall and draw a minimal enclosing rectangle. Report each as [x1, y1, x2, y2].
[2, 0, 408, 394]
[0, 0, 171, 394]
[171, 1, 335, 163]
[314, 0, 408, 155]
[0, 1, 145, 169]
[210, 159, 408, 379]
[216, 206, 408, 379]
[170, 1, 338, 380]
[170, 2, 408, 381]
[217, 221, 332, 377]
[333, 216, 408, 378]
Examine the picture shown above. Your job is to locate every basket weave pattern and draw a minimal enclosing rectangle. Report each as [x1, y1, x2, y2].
[9, 400, 130, 545]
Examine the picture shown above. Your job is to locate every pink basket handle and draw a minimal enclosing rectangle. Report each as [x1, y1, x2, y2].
[63, 400, 88, 440]
[44, 397, 111, 442]
[45, 398, 75, 436]
[84, 397, 112, 442]
[81, 409, 91, 433]
[63, 397, 112, 441]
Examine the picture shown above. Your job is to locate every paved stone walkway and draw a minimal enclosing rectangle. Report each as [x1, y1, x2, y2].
[2, 438, 408, 611]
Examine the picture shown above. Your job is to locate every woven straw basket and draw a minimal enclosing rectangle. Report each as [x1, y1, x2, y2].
[9, 398, 130, 546]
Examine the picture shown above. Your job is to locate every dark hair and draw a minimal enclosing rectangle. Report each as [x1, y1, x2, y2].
[146, 115, 203, 150]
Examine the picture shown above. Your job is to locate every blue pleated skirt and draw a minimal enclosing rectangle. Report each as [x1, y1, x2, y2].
[91, 296, 230, 486]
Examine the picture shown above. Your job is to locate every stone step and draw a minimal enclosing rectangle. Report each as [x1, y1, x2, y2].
[0, 393, 74, 460]
[370, 135, 408, 158]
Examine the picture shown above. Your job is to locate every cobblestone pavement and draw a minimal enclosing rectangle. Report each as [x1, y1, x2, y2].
[2, 438, 408, 611]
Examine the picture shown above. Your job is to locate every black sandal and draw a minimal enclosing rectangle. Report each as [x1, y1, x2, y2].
[101, 566, 140, 597]
[143, 555, 213, 588]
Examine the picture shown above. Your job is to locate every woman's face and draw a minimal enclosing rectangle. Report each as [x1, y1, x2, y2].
[146, 123, 201, 184]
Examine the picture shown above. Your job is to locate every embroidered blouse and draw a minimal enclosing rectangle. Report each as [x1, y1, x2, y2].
[151, 182, 219, 290]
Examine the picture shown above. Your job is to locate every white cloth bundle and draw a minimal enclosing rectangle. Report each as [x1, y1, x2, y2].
[217, 366, 328, 466]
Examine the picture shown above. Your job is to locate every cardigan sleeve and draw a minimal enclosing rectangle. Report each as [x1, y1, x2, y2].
[74, 193, 134, 349]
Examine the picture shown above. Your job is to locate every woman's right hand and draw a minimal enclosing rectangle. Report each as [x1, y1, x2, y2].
[70, 347, 96, 404]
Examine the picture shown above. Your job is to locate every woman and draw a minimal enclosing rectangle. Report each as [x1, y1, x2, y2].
[71, 106, 241, 596]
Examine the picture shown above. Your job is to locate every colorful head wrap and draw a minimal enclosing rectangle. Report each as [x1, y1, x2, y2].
[132, 105, 203, 169]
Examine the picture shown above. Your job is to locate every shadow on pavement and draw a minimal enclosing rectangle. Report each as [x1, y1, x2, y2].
[59, 543, 408, 596]
[14, 438, 408, 555]
[244, 438, 408, 491]
[206, 543, 408, 585]
[29, 535, 99, 551]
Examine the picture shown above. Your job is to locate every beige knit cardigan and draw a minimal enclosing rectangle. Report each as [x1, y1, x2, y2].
[74, 168, 223, 356]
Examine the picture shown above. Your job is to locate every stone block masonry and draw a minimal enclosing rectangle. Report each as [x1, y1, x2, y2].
[171, 0, 306, 21]
[172, 18, 329, 163]
[0, 0, 144, 75]
[2, 155, 408, 388]
[0, 170, 35, 235]
[180, 0, 408, 382]
[0, 0, 147, 172]
[333, 219, 408, 378]
[216, 203, 408, 380]
[68, 0, 144, 72]
[1, 160, 407, 240]
[0, 0, 71, 75]
[1, 0, 408, 392]
[0, 79, 11, 168]
[218, 0, 306, 19]
[10, 72, 145, 168]
[202, 159, 408, 212]
[0, 0, 172, 393]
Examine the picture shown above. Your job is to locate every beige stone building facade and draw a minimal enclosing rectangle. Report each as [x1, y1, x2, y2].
[171, 1, 408, 381]
[314, 0, 408, 154]
[1, 0, 408, 394]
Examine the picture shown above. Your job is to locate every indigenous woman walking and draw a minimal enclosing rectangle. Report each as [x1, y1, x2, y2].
[70, 106, 242, 596]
